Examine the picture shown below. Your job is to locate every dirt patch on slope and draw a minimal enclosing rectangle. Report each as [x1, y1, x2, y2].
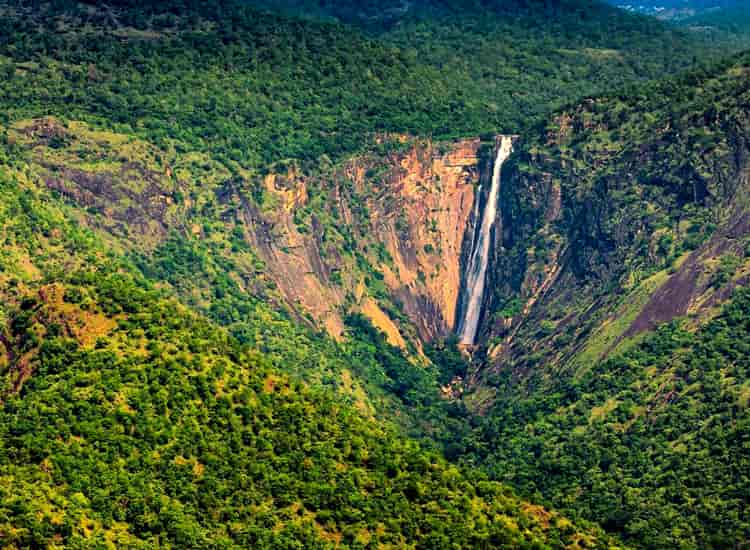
[625, 209, 750, 337]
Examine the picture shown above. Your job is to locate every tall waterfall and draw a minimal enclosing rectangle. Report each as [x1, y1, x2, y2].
[458, 136, 514, 345]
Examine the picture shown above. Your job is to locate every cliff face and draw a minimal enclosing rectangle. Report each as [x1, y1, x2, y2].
[471, 63, 750, 392]
[236, 168, 350, 338]
[369, 139, 482, 340]
[241, 138, 484, 343]
[15, 118, 485, 347]
[17, 72, 749, 377]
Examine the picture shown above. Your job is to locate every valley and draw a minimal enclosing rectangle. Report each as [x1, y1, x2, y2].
[0, 0, 748, 548]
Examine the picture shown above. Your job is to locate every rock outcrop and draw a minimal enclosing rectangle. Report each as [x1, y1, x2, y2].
[15, 118, 489, 347]
[242, 138, 484, 342]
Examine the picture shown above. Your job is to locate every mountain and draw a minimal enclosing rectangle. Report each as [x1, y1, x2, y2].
[1, 0, 749, 548]
[0, 1, 666, 546]
[473, 52, 750, 379]
[684, 3, 750, 40]
[605, 0, 750, 49]
[448, 51, 750, 548]
[606, 0, 744, 18]
[0, 0, 732, 401]
[0, 187, 609, 547]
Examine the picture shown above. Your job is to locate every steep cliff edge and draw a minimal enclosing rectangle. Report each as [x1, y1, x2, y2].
[196, 136, 487, 345]
[9, 119, 487, 348]
[469, 55, 750, 393]
[363, 138, 484, 340]
[438, 55, 750, 550]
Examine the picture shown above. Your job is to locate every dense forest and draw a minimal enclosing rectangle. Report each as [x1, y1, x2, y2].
[685, 4, 750, 34]
[0, 138, 612, 547]
[0, 0, 737, 169]
[0, 0, 749, 548]
[452, 290, 750, 548]
[0, 282, 605, 547]
[460, 288, 750, 547]
[443, 49, 750, 548]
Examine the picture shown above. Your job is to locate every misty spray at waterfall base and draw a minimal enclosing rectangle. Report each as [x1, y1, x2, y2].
[457, 136, 514, 345]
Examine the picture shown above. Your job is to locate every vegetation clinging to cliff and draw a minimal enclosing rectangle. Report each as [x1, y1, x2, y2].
[449, 50, 750, 550]
[0, 167, 610, 548]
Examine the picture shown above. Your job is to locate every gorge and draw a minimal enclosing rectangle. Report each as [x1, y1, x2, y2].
[1, 2, 750, 547]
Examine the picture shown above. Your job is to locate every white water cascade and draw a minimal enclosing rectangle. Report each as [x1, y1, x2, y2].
[457, 136, 514, 345]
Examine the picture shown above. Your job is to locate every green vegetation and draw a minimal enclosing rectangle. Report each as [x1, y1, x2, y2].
[0, 274, 607, 548]
[0, 0, 737, 173]
[457, 50, 750, 549]
[262, 0, 739, 129]
[460, 288, 750, 548]
[484, 50, 750, 381]
[0, 0, 749, 548]
[683, 4, 750, 50]
[0, 138, 609, 548]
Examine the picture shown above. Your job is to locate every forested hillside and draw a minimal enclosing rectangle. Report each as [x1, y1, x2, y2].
[0, 0, 736, 170]
[252, 0, 745, 131]
[480, 52, 750, 376]
[685, 4, 750, 38]
[0, 109, 610, 550]
[1, 0, 749, 548]
[445, 51, 750, 548]
[463, 288, 750, 547]
[0, 265, 603, 548]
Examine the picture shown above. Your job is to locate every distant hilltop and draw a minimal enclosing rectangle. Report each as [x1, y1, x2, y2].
[608, 0, 743, 20]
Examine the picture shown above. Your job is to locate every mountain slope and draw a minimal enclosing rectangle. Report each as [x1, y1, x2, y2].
[448, 52, 750, 548]
[468, 287, 750, 548]
[0, 160, 612, 548]
[1, 1, 749, 547]
[0, 0, 734, 346]
[0, 0, 734, 171]
[251, 0, 741, 131]
[477, 52, 750, 381]
[684, 4, 750, 47]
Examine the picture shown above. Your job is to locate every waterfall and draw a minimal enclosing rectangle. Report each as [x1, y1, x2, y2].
[466, 183, 482, 256]
[457, 136, 514, 345]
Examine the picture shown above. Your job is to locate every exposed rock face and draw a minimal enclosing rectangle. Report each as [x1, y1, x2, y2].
[625, 190, 750, 337]
[14, 118, 184, 245]
[16, 118, 486, 346]
[237, 170, 349, 339]
[368, 139, 481, 340]
[473, 87, 750, 390]
[247, 138, 483, 342]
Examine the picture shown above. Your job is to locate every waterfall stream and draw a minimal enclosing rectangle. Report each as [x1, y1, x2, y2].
[457, 136, 514, 345]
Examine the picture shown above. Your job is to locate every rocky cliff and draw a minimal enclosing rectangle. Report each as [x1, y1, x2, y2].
[12, 118, 490, 349]
[469, 59, 750, 393]
[239, 137, 487, 344]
